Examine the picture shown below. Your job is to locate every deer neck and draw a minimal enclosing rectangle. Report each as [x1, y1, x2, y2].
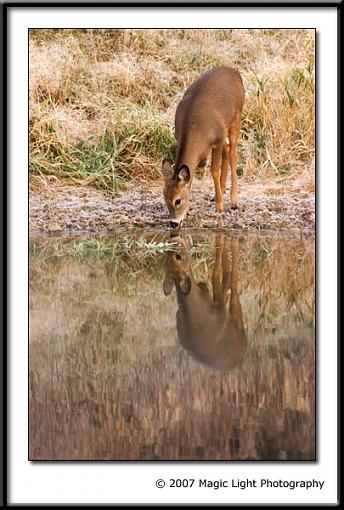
[175, 135, 205, 179]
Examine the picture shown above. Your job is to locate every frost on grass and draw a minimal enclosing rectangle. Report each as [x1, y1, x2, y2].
[29, 178, 315, 235]
[29, 29, 315, 192]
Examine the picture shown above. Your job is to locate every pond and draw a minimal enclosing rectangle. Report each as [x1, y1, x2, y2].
[29, 232, 315, 461]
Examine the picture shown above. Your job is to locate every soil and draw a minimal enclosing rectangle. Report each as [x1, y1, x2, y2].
[29, 176, 315, 235]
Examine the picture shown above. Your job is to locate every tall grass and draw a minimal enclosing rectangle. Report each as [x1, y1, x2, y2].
[29, 29, 315, 192]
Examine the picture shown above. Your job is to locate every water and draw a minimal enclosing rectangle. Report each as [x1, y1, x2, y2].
[29, 232, 315, 460]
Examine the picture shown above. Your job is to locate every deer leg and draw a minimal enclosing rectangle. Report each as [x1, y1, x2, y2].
[220, 139, 230, 195]
[229, 118, 241, 209]
[210, 145, 224, 213]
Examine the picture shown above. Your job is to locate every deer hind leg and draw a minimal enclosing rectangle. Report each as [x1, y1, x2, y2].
[220, 138, 230, 195]
[229, 117, 241, 209]
[210, 144, 224, 213]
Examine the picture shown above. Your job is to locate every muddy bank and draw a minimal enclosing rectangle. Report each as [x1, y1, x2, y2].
[29, 177, 315, 235]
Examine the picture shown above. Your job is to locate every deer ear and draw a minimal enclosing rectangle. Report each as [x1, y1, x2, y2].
[162, 159, 173, 180]
[163, 277, 174, 296]
[176, 165, 190, 185]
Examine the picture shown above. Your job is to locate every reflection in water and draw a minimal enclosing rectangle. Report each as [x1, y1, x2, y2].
[29, 233, 315, 460]
[163, 235, 247, 371]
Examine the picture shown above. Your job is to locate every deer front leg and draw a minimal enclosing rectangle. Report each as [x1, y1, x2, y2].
[211, 145, 224, 213]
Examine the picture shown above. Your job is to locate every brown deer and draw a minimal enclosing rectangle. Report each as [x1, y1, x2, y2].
[162, 67, 245, 229]
[163, 235, 247, 371]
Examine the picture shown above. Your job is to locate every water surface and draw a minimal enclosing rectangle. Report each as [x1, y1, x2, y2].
[29, 232, 315, 460]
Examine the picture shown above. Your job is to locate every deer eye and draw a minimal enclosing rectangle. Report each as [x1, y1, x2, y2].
[175, 199, 181, 206]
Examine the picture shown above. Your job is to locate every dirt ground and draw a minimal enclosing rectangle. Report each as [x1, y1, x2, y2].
[29, 176, 315, 235]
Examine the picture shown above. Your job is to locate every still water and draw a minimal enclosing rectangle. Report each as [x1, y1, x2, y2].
[29, 232, 315, 460]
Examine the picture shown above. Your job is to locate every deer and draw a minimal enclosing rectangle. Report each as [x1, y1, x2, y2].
[163, 235, 247, 371]
[162, 67, 245, 229]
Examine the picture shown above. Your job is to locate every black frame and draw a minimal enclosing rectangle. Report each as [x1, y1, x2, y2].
[1, 0, 341, 506]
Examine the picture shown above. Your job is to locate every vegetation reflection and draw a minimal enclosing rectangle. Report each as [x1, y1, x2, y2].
[29, 233, 315, 460]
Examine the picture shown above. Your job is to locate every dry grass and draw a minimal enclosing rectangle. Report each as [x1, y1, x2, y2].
[29, 29, 315, 193]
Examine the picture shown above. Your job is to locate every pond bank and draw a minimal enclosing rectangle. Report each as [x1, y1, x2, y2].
[29, 177, 315, 235]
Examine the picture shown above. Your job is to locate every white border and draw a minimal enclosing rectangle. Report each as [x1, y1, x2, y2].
[9, 7, 338, 505]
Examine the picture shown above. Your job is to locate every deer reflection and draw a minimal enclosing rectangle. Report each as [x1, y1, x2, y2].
[163, 235, 247, 371]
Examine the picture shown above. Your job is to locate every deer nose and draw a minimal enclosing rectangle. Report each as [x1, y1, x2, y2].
[170, 221, 179, 229]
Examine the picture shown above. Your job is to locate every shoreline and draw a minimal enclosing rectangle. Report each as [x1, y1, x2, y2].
[29, 177, 315, 236]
